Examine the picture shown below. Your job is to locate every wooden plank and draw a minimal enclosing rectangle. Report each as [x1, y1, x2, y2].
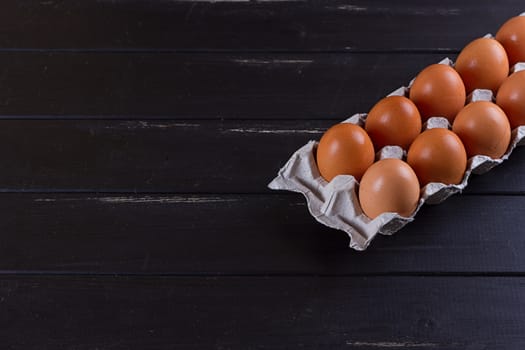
[0, 52, 448, 118]
[0, 119, 523, 194]
[1, 193, 524, 274]
[0, 276, 524, 349]
[0, 0, 522, 51]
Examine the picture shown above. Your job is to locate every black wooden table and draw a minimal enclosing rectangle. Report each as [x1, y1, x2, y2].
[2, 1, 525, 348]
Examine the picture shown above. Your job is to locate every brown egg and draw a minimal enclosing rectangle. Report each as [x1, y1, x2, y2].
[365, 96, 422, 150]
[407, 128, 467, 186]
[496, 70, 525, 129]
[358, 158, 420, 219]
[452, 101, 511, 159]
[316, 123, 375, 182]
[496, 16, 525, 67]
[409, 64, 466, 123]
[455, 38, 509, 94]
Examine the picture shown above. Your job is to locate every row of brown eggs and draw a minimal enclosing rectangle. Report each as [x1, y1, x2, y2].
[316, 16, 525, 220]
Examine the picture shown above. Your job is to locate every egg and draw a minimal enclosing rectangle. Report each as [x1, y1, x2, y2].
[358, 158, 420, 219]
[407, 128, 467, 186]
[409, 64, 466, 123]
[364, 96, 422, 150]
[316, 123, 375, 182]
[496, 16, 525, 67]
[452, 101, 511, 159]
[455, 38, 509, 94]
[496, 70, 525, 129]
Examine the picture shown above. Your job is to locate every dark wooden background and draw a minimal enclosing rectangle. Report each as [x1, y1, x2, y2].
[2, 1, 525, 348]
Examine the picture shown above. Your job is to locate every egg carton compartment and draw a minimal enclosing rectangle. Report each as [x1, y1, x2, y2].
[268, 58, 525, 251]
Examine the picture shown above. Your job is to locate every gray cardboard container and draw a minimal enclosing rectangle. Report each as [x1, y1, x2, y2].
[269, 57, 525, 251]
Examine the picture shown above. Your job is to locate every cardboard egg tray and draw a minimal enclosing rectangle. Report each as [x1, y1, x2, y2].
[268, 56, 525, 251]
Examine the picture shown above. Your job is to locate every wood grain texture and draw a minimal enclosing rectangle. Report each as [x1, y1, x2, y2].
[0, 52, 449, 118]
[0, 0, 522, 51]
[0, 119, 522, 193]
[2, 1, 522, 348]
[0, 193, 523, 274]
[1, 276, 524, 349]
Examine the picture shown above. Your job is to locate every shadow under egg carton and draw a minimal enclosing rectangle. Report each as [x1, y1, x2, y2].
[268, 58, 525, 251]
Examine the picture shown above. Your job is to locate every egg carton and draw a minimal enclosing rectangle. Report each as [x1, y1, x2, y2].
[268, 58, 525, 251]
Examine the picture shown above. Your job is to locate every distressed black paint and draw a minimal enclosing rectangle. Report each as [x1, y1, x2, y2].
[2, 1, 524, 348]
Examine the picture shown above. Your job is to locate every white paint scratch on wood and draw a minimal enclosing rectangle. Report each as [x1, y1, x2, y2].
[138, 122, 201, 129]
[95, 196, 237, 204]
[346, 341, 438, 348]
[233, 59, 314, 65]
[105, 121, 201, 129]
[35, 196, 239, 204]
[223, 127, 324, 134]
[329, 6, 460, 15]
[332, 5, 368, 12]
